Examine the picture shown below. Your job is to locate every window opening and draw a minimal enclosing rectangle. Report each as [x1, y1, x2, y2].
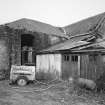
[71, 55, 78, 62]
[64, 55, 69, 61]
[89, 54, 98, 61]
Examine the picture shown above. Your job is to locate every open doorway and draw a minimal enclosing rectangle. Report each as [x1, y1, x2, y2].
[21, 34, 35, 65]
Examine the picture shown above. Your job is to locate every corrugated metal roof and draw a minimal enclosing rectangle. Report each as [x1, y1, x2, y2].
[41, 37, 90, 52]
[72, 39, 105, 51]
[40, 38, 105, 53]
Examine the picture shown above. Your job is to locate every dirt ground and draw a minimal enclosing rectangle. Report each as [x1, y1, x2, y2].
[0, 80, 105, 105]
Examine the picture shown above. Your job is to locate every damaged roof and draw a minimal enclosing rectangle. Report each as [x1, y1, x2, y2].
[64, 12, 105, 38]
[3, 12, 105, 54]
[41, 38, 90, 53]
[39, 39, 105, 54]
[73, 39, 105, 50]
[4, 12, 105, 39]
[39, 12, 105, 53]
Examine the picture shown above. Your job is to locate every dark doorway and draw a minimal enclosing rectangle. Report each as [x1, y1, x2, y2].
[21, 34, 35, 65]
[21, 34, 34, 48]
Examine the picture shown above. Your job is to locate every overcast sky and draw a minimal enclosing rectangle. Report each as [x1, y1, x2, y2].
[0, 0, 105, 26]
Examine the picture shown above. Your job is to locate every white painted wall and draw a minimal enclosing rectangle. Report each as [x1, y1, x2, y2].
[36, 54, 61, 78]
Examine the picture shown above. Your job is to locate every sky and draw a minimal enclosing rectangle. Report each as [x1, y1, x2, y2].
[0, 0, 105, 27]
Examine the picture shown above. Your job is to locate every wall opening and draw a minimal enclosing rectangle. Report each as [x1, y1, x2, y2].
[21, 34, 35, 65]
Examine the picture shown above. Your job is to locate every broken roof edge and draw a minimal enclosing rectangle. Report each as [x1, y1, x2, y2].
[72, 49, 105, 54]
[64, 12, 105, 39]
[72, 39, 105, 51]
[64, 13, 105, 39]
[37, 40, 91, 54]
[37, 39, 105, 55]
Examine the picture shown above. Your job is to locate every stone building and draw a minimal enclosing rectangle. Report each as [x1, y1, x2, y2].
[0, 18, 67, 78]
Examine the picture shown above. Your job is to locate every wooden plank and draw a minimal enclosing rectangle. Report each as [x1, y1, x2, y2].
[80, 55, 89, 79]
[78, 55, 80, 77]
[36, 54, 61, 79]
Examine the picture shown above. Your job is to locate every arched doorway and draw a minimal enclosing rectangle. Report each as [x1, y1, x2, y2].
[21, 34, 35, 65]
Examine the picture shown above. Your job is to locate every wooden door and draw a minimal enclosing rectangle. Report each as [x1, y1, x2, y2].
[62, 54, 79, 80]
[70, 55, 79, 78]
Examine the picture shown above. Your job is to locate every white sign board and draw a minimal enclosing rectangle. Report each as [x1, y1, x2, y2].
[10, 65, 35, 81]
